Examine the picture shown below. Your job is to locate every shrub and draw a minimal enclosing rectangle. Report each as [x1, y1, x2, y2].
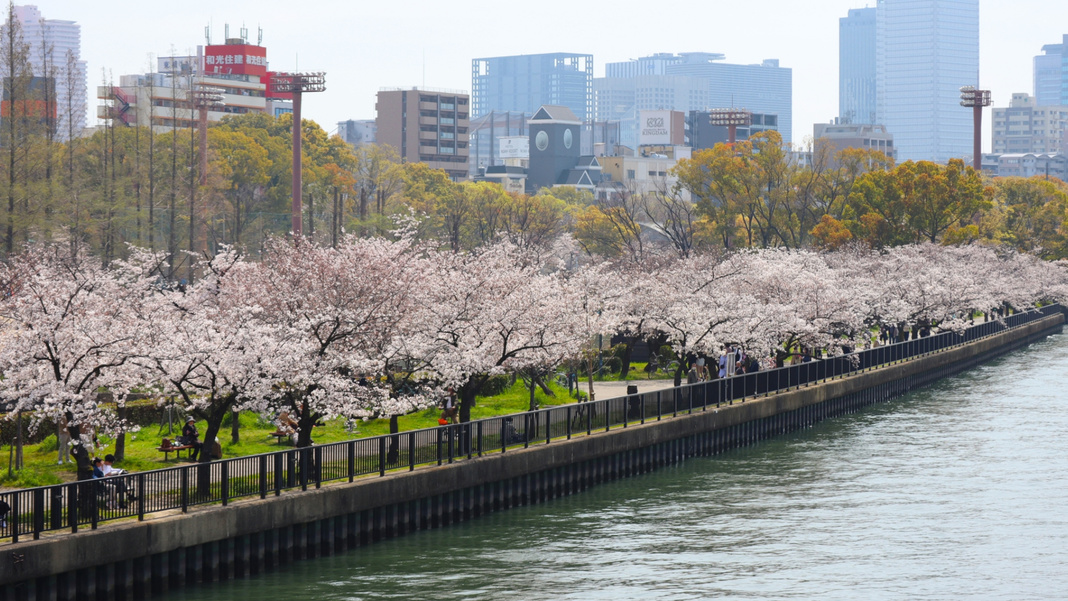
[480, 375, 513, 397]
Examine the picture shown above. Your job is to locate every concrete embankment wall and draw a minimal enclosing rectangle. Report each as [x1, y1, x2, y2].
[2, 313, 1063, 601]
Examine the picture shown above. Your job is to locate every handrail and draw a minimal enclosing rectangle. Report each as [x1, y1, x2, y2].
[0, 305, 1063, 544]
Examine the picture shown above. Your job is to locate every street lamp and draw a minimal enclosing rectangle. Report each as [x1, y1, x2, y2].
[960, 86, 991, 170]
[187, 84, 225, 271]
[270, 71, 326, 238]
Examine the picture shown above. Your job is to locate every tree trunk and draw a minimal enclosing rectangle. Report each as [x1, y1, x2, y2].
[529, 377, 537, 412]
[535, 375, 554, 397]
[619, 337, 635, 380]
[230, 409, 240, 444]
[294, 401, 318, 448]
[458, 377, 486, 424]
[14, 411, 23, 471]
[387, 414, 400, 463]
[114, 406, 126, 462]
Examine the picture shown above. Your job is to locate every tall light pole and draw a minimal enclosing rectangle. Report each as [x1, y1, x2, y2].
[269, 71, 326, 238]
[188, 85, 224, 268]
[709, 108, 752, 145]
[960, 86, 991, 171]
[190, 85, 224, 186]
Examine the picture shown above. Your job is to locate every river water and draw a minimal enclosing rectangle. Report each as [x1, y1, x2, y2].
[170, 333, 1068, 601]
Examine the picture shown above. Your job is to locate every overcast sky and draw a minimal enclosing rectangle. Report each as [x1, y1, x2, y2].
[30, 0, 1068, 151]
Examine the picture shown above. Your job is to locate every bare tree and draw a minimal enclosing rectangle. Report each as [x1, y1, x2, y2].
[1, 2, 32, 255]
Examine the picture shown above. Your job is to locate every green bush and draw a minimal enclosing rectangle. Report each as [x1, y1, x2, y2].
[603, 356, 622, 373]
[37, 434, 58, 453]
[480, 375, 513, 397]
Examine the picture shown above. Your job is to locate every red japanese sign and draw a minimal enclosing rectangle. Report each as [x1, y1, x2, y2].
[204, 44, 267, 77]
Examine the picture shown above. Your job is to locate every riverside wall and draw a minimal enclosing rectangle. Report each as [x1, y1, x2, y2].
[1, 313, 1063, 601]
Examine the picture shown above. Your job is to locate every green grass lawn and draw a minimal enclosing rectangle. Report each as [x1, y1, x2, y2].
[0, 375, 633, 490]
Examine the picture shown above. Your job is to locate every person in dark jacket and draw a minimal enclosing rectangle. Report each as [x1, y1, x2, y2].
[180, 417, 202, 461]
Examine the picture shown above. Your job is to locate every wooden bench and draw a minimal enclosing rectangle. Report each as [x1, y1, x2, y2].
[269, 431, 292, 444]
[157, 444, 194, 460]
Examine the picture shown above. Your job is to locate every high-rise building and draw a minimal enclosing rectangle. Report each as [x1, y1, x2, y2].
[375, 87, 470, 180]
[991, 93, 1068, 155]
[839, 8, 877, 125]
[3, 5, 88, 139]
[661, 53, 792, 144]
[471, 53, 593, 123]
[1035, 35, 1068, 107]
[875, 0, 979, 163]
[593, 74, 708, 149]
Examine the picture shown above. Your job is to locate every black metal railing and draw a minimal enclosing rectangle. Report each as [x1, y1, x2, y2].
[0, 305, 1062, 544]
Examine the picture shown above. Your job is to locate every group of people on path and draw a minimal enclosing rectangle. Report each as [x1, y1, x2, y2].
[686, 345, 764, 385]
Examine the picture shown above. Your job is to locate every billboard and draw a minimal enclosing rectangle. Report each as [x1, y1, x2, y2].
[204, 44, 267, 78]
[498, 136, 529, 159]
[639, 110, 673, 146]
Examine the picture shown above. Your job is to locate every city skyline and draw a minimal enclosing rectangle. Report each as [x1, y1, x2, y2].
[14, 0, 1068, 154]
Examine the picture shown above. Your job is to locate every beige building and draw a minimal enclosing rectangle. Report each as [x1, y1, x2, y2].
[992, 93, 1068, 155]
[599, 147, 691, 200]
[375, 88, 470, 180]
[812, 122, 895, 162]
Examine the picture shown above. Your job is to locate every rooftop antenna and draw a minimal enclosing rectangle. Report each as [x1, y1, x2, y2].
[258, 26, 263, 46]
[204, 25, 210, 45]
[224, 24, 229, 40]
[240, 25, 248, 43]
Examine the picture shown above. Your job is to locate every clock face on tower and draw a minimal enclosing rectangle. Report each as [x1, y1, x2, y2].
[563, 128, 573, 149]
[535, 130, 549, 151]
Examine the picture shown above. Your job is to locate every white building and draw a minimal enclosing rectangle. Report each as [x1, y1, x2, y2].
[7, 5, 88, 139]
[97, 40, 291, 132]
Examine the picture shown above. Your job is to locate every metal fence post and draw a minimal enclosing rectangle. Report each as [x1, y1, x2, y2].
[566, 406, 572, 440]
[138, 473, 147, 520]
[221, 461, 229, 506]
[315, 446, 324, 487]
[476, 422, 483, 456]
[11, 492, 19, 542]
[33, 488, 43, 540]
[259, 455, 268, 499]
[180, 467, 189, 513]
[68, 482, 78, 534]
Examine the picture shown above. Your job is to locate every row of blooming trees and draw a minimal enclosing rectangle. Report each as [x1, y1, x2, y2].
[2, 237, 1066, 479]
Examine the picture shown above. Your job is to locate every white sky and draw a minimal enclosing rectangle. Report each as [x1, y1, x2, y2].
[27, 0, 1068, 151]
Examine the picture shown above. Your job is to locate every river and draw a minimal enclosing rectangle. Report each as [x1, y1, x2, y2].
[169, 332, 1068, 600]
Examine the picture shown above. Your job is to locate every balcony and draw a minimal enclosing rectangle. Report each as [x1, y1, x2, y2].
[419, 131, 437, 141]
[419, 116, 438, 126]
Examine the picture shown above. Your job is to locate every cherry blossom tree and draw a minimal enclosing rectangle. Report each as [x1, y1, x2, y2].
[0, 246, 161, 479]
[226, 235, 429, 447]
[424, 241, 583, 422]
[135, 249, 295, 473]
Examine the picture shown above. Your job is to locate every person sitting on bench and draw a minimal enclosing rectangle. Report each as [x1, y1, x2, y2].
[179, 417, 202, 461]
